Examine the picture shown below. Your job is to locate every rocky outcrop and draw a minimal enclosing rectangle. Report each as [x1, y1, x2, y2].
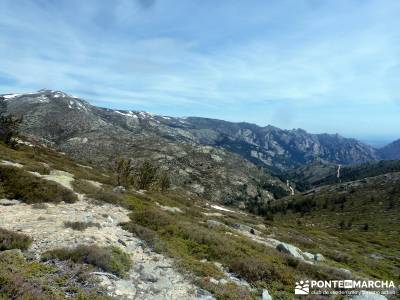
[185, 118, 379, 169]
[314, 253, 325, 262]
[262, 289, 272, 300]
[0, 199, 21, 206]
[276, 243, 305, 260]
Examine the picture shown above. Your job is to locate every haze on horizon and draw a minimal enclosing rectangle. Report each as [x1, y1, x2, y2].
[0, 0, 399, 146]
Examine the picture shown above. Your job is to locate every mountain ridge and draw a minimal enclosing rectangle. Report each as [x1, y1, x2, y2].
[1, 89, 394, 204]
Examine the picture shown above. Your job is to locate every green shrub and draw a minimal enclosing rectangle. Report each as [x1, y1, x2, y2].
[72, 179, 101, 195]
[23, 163, 51, 175]
[114, 157, 133, 188]
[42, 245, 132, 277]
[64, 221, 101, 231]
[129, 209, 172, 231]
[298, 261, 352, 281]
[0, 248, 111, 299]
[87, 190, 123, 205]
[121, 223, 156, 243]
[0, 228, 32, 251]
[158, 172, 171, 192]
[229, 256, 291, 284]
[135, 160, 158, 190]
[199, 279, 254, 300]
[0, 165, 77, 203]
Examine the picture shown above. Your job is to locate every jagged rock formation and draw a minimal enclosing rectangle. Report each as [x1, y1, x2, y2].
[183, 117, 379, 170]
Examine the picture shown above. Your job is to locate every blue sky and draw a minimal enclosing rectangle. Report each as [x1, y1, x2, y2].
[1, 0, 399, 145]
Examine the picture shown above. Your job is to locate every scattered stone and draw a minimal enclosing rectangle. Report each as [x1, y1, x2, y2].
[255, 224, 267, 230]
[233, 223, 261, 235]
[113, 186, 126, 193]
[276, 243, 305, 260]
[303, 252, 315, 261]
[197, 289, 216, 300]
[0, 199, 21, 206]
[209, 278, 219, 285]
[0, 160, 23, 168]
[210, 204, 237, 214]
[156, 202, 183, 213]
[140, 272, 158, 283]
[90, 272, 119, 280]
[369, 253, 384, 260]
[314, 253, 325, 262]
[262, 288, 273, 300]
[118, 239, 127, 247]
[338, 268, 352, 277]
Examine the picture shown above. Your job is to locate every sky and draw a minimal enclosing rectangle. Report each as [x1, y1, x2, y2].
[0, 0, 399, 146]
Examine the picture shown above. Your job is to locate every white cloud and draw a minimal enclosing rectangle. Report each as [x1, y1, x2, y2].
[0, 0, 400, 138]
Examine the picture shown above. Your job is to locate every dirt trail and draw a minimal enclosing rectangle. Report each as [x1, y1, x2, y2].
[0, 200, 212, 300]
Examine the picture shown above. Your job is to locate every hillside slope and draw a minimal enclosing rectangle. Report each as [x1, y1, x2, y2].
[379, 139, 400, 160]
[1, 141, 398, 299]
[269, 171, 400, 284]
[2, 90, 288, 206]
[285, 160, 400, 191]
[2, 89, 384, 204]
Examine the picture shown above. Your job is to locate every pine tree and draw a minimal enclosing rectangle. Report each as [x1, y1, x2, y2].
[158, 171, 171, 192]
[136, 160, 158, 190]
[114, 157, 133, 188]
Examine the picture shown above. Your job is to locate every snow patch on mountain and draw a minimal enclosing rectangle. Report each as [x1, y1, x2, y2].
[115, 110, 138, 118]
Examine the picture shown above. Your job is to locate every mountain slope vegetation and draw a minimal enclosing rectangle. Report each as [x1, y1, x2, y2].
[379, 139, 400, 160]
[1, 137, 399, 299]
[268, 172, 400, 283]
